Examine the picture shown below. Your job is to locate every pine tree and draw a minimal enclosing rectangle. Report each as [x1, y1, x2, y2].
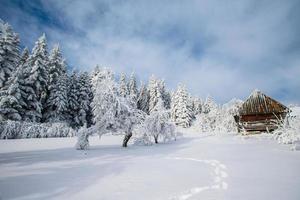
[187, 94, 195, 120]
[158, 79, 171, 109]
[18, 48, 29, 66]
[5, 48, 29, 86]
[0, 21, 20, 89]
[148, 75, 160, 113]
[67, 71, 80, 128]
[128, 72, 138, 103]
[78, 72, 93, 127]
[44, 74, 68, 122]
[0, 67, 25, 121]
[48, 44, 66, 88]
[137, 82, 149, 113]
[25, 34, 49, 121]
[193, 97, 203, 115]
[171, 84, 193, 128]
[44, 44, 68, 122]
[119, 72, 128, 97]
[203, 95, 217, 114]
[0, 48, 40, 122]
[22, 59, 42, 122]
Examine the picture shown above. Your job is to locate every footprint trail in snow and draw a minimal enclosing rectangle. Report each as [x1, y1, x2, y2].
[166, 157, 228, 200]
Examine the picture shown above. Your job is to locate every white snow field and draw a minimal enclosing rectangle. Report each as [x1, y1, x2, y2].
[0, 133, 300, 200]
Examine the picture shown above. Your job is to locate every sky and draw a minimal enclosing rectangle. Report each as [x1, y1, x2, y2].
[0, 0, 299, 104]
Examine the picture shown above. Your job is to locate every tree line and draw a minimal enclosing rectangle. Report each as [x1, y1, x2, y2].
[2, 20, 241, 147]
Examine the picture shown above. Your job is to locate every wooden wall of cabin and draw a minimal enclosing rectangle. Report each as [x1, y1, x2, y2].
[239, 113, 287, 122]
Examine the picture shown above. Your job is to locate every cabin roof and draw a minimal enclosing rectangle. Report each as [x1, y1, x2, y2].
[238, 89, 289, 115]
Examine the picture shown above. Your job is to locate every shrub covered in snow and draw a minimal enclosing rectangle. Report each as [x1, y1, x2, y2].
[75, 126, 90, 150]
[193, 98, 243, 133]
[273, 108, 300, 147]
[0, 120, 74, 139]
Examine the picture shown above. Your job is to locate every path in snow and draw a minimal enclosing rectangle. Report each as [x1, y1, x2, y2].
[167, 157, 228, 200]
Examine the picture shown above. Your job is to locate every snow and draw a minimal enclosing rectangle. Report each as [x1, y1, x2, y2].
[1, 132, 300, 200]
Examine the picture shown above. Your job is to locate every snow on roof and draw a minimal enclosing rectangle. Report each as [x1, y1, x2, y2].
[239, 90, 289, 115]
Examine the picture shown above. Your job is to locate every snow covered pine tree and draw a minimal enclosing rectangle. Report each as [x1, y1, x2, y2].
[171, 84, 193, 128]
[44, 44, 68, 122]
[137, 82, 149, 113]
[128, 72, 138, 104]
[24, 34, 49, 122]
[0, 20, 20, 89]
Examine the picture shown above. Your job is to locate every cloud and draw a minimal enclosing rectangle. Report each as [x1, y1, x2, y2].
[1, 0, 299, 104]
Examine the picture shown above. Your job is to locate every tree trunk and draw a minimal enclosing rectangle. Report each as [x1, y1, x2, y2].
[122, 132, 132, 147]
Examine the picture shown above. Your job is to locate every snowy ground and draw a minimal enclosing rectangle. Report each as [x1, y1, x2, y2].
[0, 132, 300, 200]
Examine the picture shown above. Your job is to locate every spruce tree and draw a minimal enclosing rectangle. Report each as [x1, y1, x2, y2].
[44, 44, 68, 122]
[137, 82, 149, 114]
[48, 44, 66, 88]
[0, 67, 25, 121]
[171, 84, 193, 128]
[193, 97, 202, 115]
[0, 48, 41, 122]
[25, 34, 49, 121]
[67, 71, 80, 128]
[0, 21, 20, 89]
[148, 75, 160, 113]
[78, 72, 93, 127]
[44, 74, 68, 122]
[128, 72, 138, 103]
[119, 72, 128, 97]
[18, 48, 29, 67]
[203, 95, 217, 114]
[158, 80, 171, 109]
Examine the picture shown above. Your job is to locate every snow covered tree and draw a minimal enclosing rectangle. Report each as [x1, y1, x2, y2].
[44, 44, 68, 122]
[274, 108, 300, 148]
[91, 65, 101, 81]
[19, 48, 29, 66]
[0, 21, 20, 89]
[91, 68, 117, 132]
[194, 98, 243, 133]
[0, 68, 25, 121]
[216, 98, 243, 132]
[3, 47, 29, 88]
[93, 69, 144, 147]
[76, 125, 90, 150]
[203, 95, 217, 114]
[140, 98, 175, 143]
[67, 71, 80, 128]
[158, 80, 171, 109]
[187, 94, 195, 120]
[44, 74, 68, 122]
[119, 72, 128, 97]
[47, 44, 66, 87]
[193, 97, 203, 115]
[171, 84, 193, 128]
[76, 68, 145, 149]
[137, 82, 149, 113]
[25, 34, 49, 121]
[194, 96, 220, 133]
[78, 72, 93, 127]
[148, 75, 161, 113]
[0, 47, 41, 122]
[128, 72, 138, 103]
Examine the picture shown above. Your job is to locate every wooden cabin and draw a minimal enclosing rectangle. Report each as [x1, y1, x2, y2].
[234, 90, 290, 133]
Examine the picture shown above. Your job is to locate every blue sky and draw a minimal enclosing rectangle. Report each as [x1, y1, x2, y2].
[0, 0, 299, 104]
